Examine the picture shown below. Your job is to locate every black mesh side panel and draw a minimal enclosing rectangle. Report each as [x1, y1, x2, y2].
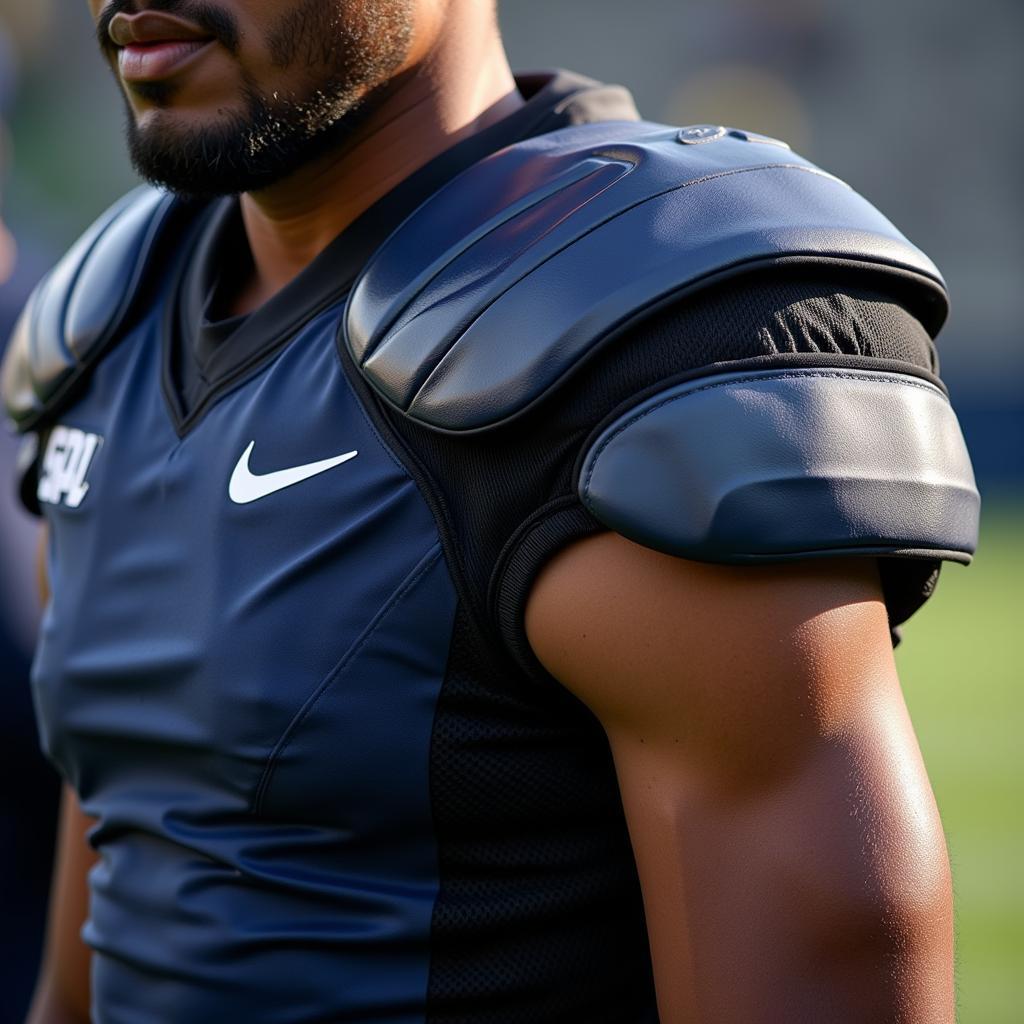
[426, 607, 658, 1023]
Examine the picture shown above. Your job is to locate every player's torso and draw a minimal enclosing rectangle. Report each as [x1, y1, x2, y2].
[14, 79, 976, 1020]
[35, 283, 460, 1021]
[33, 265, 656, 1023]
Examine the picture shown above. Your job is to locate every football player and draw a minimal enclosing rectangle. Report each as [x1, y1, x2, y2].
[5, 1, 978, 1022]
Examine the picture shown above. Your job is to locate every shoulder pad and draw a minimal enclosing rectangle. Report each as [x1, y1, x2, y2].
[345, 122, 950, 434]
[578, 365, 980, 567]
[2, 187, 178, 433]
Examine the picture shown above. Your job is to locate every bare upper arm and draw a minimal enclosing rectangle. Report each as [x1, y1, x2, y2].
[525, 532, 953, 1023]
[28, 527, 94, 1024]
[525, 532, 892, 769]
[38, 523, 49, 606]
[27, 783, 96, 1024]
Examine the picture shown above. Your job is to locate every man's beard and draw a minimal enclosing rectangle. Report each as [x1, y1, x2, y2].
[124, 78, 384, 200]
[113, 0, 414, 199]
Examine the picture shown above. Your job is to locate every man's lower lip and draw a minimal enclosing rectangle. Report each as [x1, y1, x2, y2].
[118, 40, 213, 83]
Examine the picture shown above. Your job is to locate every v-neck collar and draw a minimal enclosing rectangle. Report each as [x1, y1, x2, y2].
[162, 70, 641, 435]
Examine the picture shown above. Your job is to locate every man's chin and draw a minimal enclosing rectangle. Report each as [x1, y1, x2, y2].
[127, 117, 275, 199]
[122, 84, 263, 195]
[122, 79, 374, 199]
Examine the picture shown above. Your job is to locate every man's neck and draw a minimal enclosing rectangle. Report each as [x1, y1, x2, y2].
[231, 21, 522, 317]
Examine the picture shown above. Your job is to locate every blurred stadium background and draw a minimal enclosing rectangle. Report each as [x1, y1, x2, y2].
[0, 0, 1019, 1020]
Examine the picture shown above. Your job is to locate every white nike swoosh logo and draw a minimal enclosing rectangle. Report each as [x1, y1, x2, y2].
[229, 441, 359, 505]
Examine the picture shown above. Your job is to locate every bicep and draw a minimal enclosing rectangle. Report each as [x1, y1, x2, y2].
[29, 536, 94, 1023]
[525, 533, 891, 765]
[38, 523, 49, 606]
[526, 534, 954, 1022]
[27, 783, 96, 1024]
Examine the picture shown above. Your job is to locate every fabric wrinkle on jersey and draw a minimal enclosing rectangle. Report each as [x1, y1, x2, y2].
[1, 70, 978, 1024]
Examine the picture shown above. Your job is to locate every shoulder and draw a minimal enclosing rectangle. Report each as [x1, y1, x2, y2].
[1, 186, 183, 433]
[526, 531, 893, 738]
[344, 120, 949, 434]
[341, 122, 977, 652]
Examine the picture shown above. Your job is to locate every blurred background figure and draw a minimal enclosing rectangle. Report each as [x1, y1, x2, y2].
[0, 0, 1019, 1020]
[0, 7, 60, 1023]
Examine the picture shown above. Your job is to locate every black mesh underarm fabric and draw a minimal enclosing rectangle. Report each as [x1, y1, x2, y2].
[617, 271, 937, 369]
[346, 266, 940, 661]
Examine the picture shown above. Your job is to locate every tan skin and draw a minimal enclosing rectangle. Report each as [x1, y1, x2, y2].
[30, 2, 954, 1021]
[526, 536, 954, 1022]
[28, 534, 97, 1024]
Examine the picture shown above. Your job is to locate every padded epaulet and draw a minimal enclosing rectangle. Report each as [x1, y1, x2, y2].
[345, 121, 949, 434]
[577, 364, 979, 568]
[2, 186, 178, 433]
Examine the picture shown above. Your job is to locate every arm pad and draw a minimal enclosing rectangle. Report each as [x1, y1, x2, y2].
[578, 366, 979, 565]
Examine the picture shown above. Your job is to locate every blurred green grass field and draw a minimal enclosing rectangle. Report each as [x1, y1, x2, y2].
[895, 498, 1023, 1022]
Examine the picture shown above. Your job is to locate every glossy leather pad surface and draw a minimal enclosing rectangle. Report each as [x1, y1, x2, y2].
[2, 187, 173, 431]
[346, 123, 948, 433]
[578, 367, 980, 564]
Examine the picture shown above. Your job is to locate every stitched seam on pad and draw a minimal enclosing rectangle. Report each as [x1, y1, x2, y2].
[251, 543, 443, 815]
[581, 370, 946, 501]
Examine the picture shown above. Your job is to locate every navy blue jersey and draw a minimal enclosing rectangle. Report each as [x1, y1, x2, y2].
[5, 72, 974, 1023]
[38, 287, 467, 1019]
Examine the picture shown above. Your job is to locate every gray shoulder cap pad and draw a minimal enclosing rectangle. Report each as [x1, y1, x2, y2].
[2, 186, 177, 433]
[578, 366, 980, 565]
[345, 121, 949, 434]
